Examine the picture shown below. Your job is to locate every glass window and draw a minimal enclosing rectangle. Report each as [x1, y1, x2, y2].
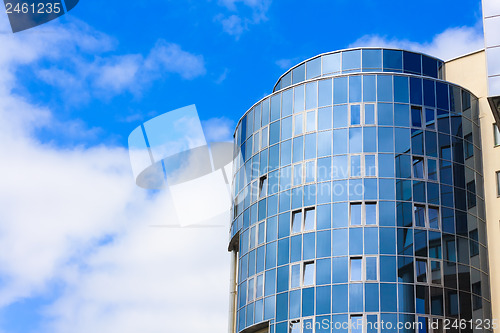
[495, 124, 500, 146]
[292, 210, 302, 233]
[291, 264, 301, 288]
[431, 260, 442, 285]
[365, 154, 377, 177]
[342, 50, 361, 71]
[294, 86, 305, 113]
[428, 207, 439, 229]
[412, 106, 423, 127]
[293, 163, 303, 186]
[350, 257, 362, 281]
[365, 203, 377, 225]
[362, 49, 382, 69]
[259, 176, 268, 197]
[497, 171, 500, 196]
[305, 161, 316, 183]
[383, 49, 402, 71]
[304, 208, 315, 231]
[306, 82, 318, 110]
[290, 321, 301, 333]
[428, 159, 438, 181]
[351, 155, 361, 177]
[464, 133, 473, 159]
[350, 315, 364, 333]
[413, 157, 425, 179]
[306, 110, 316, 132]
[303, 262, 315, 286]
[365, 104, 376, 125]
[350, 203, 362, 225]
[366, 257, 377, 281]
[351, 105, 361, 125]
[307, 57, 321, 79]
[416, 259, 427, 283]
[294, 114, 303, 136]
[414, 204, 426, 227]
[322, 53, 341, 74]
[318, 107, 333, 131]
[319, 80, 333, 107]
[292, 64, 305, 85]
[426, 108, 435, 128]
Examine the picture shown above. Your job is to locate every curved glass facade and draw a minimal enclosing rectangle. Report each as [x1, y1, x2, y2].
[272, 48, 444, 93]
[229, 48, 490, 333]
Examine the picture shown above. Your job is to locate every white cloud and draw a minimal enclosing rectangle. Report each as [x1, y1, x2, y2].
[7, 19, 207, 102]
[215, 0, 271, 38]
[202, 117, 235, 142]
[350, 25, 485, 61]
[0, 18, 229, 333]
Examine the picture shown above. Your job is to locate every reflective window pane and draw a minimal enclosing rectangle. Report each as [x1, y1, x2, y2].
[304, 208, 315, 231]
[292, 210, 302, 233]
[414, 205, 426, 227]
[366, 257, 377, 280]
[350, 257, 362, 281]
[350, 203, 362, 225]
[351, 105, 361, 125]
[303, 262, 315, 285]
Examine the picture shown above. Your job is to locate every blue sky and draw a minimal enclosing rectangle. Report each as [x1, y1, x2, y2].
[0, 1, 486, 332]
[12, 0, 484, 147]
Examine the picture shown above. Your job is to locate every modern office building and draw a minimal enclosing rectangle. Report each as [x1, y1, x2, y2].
[227, 47, 496, 333]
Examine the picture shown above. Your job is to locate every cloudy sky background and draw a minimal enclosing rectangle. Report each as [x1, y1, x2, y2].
[0, 0, 488, 332]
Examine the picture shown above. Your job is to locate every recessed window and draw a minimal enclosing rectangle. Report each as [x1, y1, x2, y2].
[303, 261, 315, 286]
[428, 207, 439, 229]
[259, 176, 268, 198]
[350, 315, 364, 333]
[464, 133, 473, 159]
[414, 205, 426, 227]
[292, 207, 316, 233]
[304, 208, 315, 231]
[494, 124, 500, 147]
[412, 106, 423, 127]
[496, 171, 500, 197]
[350, 203, 362, 226]
[414, 204, 439, 229]
[292, 210, 303, 233]
[413, 157, 425, 179]
[365, 203, 377, 225]
[289, 320, 301, 333]
[350, 257, 362, 281]
[349, 256, 378, 282]
[350, 202, 377, 225]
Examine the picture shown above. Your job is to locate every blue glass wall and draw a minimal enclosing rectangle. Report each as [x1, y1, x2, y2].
[230, 49, 490, 333]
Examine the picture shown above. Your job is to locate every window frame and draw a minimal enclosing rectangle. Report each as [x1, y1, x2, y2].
[349, 202, 378, 226]
[291, 206, 317, 233]
[290, 260, 316, 289]
[494, 123, 500, 147]
[349, 256, 379, 282]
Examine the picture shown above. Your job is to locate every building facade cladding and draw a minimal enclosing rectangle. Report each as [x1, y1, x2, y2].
[228, 48, 491, 333]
